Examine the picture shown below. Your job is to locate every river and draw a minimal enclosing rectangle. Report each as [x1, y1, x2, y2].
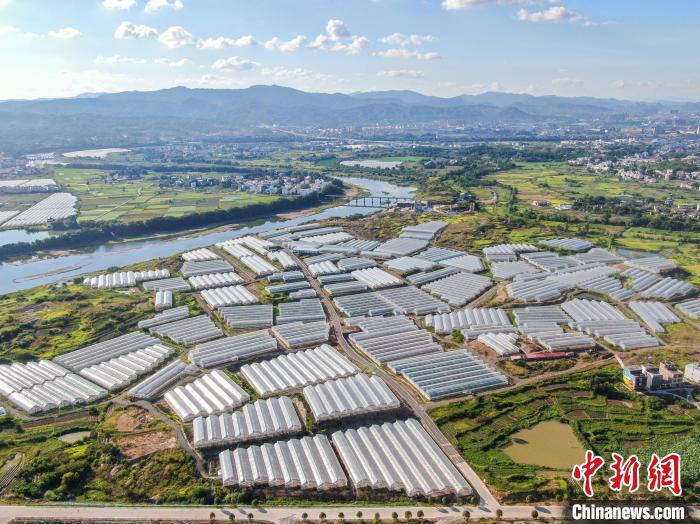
[0, 177, 415, 295]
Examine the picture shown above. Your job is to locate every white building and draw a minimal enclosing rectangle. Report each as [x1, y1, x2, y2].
[684, 362, 700, 385]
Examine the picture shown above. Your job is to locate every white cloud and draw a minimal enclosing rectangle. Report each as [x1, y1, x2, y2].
[212, 56, 259, 71]
[611, 79, 625, 89]
[525, 83, 536, 93]
[48, 27, 82, 39]
[308, 19, 369, 55]
[197, 35, 256, 49]
[102, 0, 137, 10]
[467, 81, 504, 92]
[0, 0, 12, 6]
[442, 0, 522, 10]
[375, 48, 441, 60]
[325, 19, 350, 41]
[264, 35, 308, 52]
[114, 21, 158, 39]
[331, 36, 370, 55]
[158, 26, 193, 48]
[551, 77, 583, 88]
[377, 69, 424, 79]
[378, 33, 437, 46]
[0, 25, 19, 36]
[155, 57, 192, 67]
[517, 6, 582, 23]
[144, 0, 183, 13]
[95, 54, 147, 65]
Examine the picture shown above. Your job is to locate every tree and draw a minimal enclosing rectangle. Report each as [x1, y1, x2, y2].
[531, 509, 539, 519]
[417, 510, 424, 518]
[228, 515, 235, 522]
[391, 512, 398, 521]
[356, 511, 363, 519]
[462, 510, 470, 522]
[301, 512, 308, 521]
[405, 511, 412, 519]
[319, 512, 326, 522]
[496, 509, 503, 519]
[247, 514, 253, 521]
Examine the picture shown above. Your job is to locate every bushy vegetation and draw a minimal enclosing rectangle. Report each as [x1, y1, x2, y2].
[430, 366, 700, 503]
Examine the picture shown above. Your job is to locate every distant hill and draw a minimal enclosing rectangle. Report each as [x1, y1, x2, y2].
[0, 85, 695, 154]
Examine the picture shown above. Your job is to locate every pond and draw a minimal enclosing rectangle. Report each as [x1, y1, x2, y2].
[57, 430, 91, 443]
[0, 177, 415, 295]
[503, 420, 585, 470]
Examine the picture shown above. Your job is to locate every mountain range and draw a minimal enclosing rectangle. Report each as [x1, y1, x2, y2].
[0, 85, 697, 154]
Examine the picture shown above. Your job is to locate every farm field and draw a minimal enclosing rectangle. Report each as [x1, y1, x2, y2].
[430, 365, 700, 503]
[53, 168, 280, 223]
[484, 162, 700, 206]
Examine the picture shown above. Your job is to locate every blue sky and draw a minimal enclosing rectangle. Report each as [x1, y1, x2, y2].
[0, 0, 698, 100]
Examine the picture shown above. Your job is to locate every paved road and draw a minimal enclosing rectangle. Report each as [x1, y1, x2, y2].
[289, 251, 501, 509]
[0, 502, 567, 523]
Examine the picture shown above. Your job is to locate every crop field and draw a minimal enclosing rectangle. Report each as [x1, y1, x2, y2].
[53, 168, 280, 223]
[430, 365, 700, 503]
[484, 162, 700, 206]
[0, 283, 152, 361]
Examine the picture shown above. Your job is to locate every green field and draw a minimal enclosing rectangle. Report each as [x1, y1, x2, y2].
[484, 162, 700, 206]
[430, 366, 700, 503]
[53, 168, 280, 223]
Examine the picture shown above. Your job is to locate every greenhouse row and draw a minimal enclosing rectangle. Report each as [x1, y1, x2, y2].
[676, 298, 700, 319]
[628, 301, 680, 333]
[164, 370, 250, 422]
[192, 396, 303, 449]
[400, 221, 448, 240]
[2, 192, 77, 227]
[349, 318, 442, 366]
[188, 272, 244, 290]
[520, 251, 581, 272]
[624, 256, 676, 274]
[277, 299, 326, 324]
[303, 231, 354, 245]
[149, 315, 223, 345]
[54, 332, 160, 372]
[640, 277, 694, 300]
[390, 350, 508, 400]
[83, 269, 170, 289]
[238, 254, 277, 276]
[78, 344, 173, 391]
[477, 333, 520, 357]
[239, 344, 358, 397]
[265, 281, 311, 295]
[127, 359, 196, 400]
[268, 250, 298, 269]
[384, 256, 436, 274]
[351, 268, 403, 290]
[373, 286, 449, 316]
[189, 330, 278, 368]
[333, 292, 396, 317]
[219, 435, 347, 490]
[155, 290, 173, 310]
[318, 273, 355, 284]
[490, 261, 539, 280]
[271, 320, 330, 349]
[576, 275, 634, 302]
[425, 307, 511, 335]
[182, 248, 220, 262]
[414, 246, 464, 263]
[407, 266, 460, 286]
[218, 304, 274, 329]
[440, 254, 484, 273]
[303, 373, 400, 422]
[324, 281, 368, 297]
[482, 243, 537, 262]
[422, 272, 493, 306]
[268, 270, 305, 283]
[539, 237, 594, 252]
[308, 260, 340, 276]
[181, 259, 235, 278]
[337, 257, 376, 272]
[0, 360, 106, 414]
[331, 419, 471, 497]
[289, 289, 317, 300]
[573, 248, 623, 264]
[200, 285, 258, 308]
[142, 277, 191, 293]
[372, 237, 429, 258]
[137, 306, 190, 329]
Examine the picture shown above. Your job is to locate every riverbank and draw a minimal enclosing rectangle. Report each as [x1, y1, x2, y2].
[0, 177, 415, 295]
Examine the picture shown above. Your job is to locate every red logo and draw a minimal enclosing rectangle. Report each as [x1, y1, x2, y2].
[572, 451, 682, 497]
